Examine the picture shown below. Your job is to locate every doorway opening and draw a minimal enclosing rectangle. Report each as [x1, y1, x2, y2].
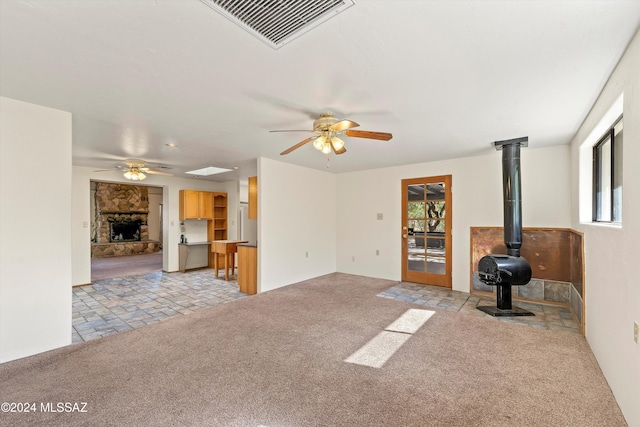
[90, 181, 164, 281]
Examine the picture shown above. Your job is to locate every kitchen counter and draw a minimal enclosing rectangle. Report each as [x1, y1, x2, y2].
[237, 243, 257, 248]
[237, 245, 257, 295]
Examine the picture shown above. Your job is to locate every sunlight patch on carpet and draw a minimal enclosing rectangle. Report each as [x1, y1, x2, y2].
[385, 308, 435, 334]
[345, 309, 435, 368]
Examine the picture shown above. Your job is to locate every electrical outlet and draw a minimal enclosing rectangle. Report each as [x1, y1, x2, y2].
[634, 321, 639, 344]
[376, 249, 379, 256]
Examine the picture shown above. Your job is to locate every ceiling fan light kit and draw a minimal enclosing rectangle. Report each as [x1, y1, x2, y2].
[124, 170, 146, 181]
[272, 112, 392, 157]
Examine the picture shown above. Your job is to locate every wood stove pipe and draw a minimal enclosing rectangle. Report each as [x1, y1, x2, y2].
[494, 136, 528, 257]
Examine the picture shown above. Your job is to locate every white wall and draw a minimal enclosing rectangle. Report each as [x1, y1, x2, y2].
[336, 144, 571, 292]
[258, 157, 336, 292]
[570, 29, 640, 426]
[0, 97, 72, 363]
[71, 167, 239, 285]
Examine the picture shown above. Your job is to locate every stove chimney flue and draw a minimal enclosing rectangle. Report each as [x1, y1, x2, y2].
[494, 137, 528, 257]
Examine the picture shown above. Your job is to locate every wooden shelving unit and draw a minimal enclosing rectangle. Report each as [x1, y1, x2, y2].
[210, 193, 228, 240]
[208, 192, 228, 268]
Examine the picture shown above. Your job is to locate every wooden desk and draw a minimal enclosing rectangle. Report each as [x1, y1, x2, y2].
[178, 242, 212, 273]
[211, 240, 248, 280]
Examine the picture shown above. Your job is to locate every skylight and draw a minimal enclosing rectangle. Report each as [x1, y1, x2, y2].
[185, 166, 233, 176]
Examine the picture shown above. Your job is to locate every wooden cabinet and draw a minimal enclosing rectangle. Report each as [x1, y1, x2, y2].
[179, 190, 214, 220]
[201, 192, 214, 219]
[248, 176, 257, 220]
[180, 190, 200, 219]
[238, 245, 257, 295]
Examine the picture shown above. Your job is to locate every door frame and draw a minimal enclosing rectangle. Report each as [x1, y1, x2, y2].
[401, 175, 452, 288]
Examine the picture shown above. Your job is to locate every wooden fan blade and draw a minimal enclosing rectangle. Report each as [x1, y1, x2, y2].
[330, 120, 359, 132]
[329, 139, 347, 155]
[146, 170, 174, 176]
[345, 129, 393, 141]
[280, 137, 316, 155]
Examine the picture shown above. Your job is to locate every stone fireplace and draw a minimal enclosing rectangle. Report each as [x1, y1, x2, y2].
[91, 182, 160, 257]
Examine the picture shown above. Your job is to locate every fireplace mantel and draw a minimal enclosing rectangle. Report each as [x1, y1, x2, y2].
[101, 211, 148, 215]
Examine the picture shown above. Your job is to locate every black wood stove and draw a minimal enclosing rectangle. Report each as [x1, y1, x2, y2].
[477, 137, 534, 317]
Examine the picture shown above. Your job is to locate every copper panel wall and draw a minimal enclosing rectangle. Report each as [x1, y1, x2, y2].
[471, 227, 573, 282]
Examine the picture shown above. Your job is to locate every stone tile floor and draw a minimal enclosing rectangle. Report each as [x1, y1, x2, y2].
[73, 274, 581, 344]
[377, 282, 581, 335]
[72, 269, 246, 343]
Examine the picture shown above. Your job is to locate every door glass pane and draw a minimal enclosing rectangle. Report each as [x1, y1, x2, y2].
[426, 237, 446, 275]
[427, 257, 446, 275]
[426, 201, 445, 218]
[408, 219, 425, 234]
[427, 237, 445, 252]
[427, 219, 445, 234]
[407, 184, 425, 201]
[408, 245, 426, 272]
[408, 202, 425, 219]
[426, 183, 445, 200]
[407, 219, 425, 272]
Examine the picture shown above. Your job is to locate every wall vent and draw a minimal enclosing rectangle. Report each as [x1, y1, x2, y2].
[200, 0, 355, 50]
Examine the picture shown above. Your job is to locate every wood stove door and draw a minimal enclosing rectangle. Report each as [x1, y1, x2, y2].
[402, 175, 452, 288]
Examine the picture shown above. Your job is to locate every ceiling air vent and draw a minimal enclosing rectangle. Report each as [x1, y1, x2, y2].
[199, 0, 355, 49]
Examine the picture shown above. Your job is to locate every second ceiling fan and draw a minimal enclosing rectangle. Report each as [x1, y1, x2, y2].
[271, 113, 393, 155]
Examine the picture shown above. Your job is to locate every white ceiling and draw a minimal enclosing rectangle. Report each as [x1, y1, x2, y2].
[1, 0, 639, 181]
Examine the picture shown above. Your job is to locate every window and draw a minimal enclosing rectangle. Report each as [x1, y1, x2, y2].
[593, 115, 623, 223]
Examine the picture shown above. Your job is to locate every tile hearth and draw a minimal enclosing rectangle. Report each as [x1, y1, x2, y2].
[377, 282, 580, 334]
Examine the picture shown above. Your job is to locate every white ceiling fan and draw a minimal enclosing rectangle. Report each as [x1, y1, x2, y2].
[94, 159, 173, 181]
[270, 112, 393, 156]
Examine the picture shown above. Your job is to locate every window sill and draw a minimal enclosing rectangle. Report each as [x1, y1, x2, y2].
[581, 221, 622, 229]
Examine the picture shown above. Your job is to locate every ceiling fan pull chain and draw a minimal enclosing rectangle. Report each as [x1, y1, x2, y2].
[326, 155, 331, 168]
